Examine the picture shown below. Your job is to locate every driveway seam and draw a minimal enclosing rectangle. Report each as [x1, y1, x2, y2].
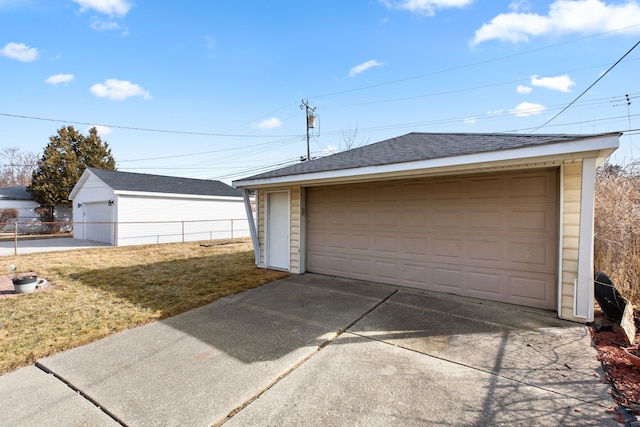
[34, 362, 128, 427]
[215, 289, 398, 426]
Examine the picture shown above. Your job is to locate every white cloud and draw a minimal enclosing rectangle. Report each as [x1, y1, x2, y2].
[487, 109, 505, 115]
[517, 85, 532, 94]
[90, 79, 151, 100]
[72, 0, 131, 17]
[90, 17, 122, 31]
[530, 74, 575, 92]
[349, 60, 384, 77]
[44, 73, 74, 84]
[0, 42, 38, 62]
[510, 101, 546, 117]
[464, 117, 477, 124]
[322, 145, 339, 155]
[382, 0, 474, 15]
[472, 0, 640, 45]
[90, 125, 112, 136]
[256, 118, 282, 130]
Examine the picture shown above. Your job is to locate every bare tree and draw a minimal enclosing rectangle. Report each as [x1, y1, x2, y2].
[0, 147, 39, 187]
[340, 126, 369, 151]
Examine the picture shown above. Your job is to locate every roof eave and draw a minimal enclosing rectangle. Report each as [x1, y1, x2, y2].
[68, 169, 95, 200]
[233, 134, 619, 188]
[112, 190, 243, 200]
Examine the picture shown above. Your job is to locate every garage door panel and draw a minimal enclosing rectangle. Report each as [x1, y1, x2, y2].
[402, 264, 429, 287]
[374, 211, 396, 227]
[350, 210, 370, 226]
[469, 177, 502, 199]
[351, 234, 370, 251]
[468, 271, 502, 296]
[469, 209, 504, 230]
[373, 234, 397, 253]
[432, 267, 464, 291]
[509, 275, 554, 308]
[401, 182, 427, 200]
[326, 233, 347, 249]
[432, 237, 464, 260]
[328, 188, 347, 202]
[374, 260, 399, 280]
[306, 170, 558, 310]
[433, 180, 462, 199]
[433, 209, 462, 228]
[402, 211, 427, 227]
[509, 174, 554, 199]
[349, 186, 370, 202]
[375, 185, 397, 201]
[468, 239, 502, 263]
[510, 204, 555, 228]
[400, 236, 428, 256]
[508, 241, 552, 269]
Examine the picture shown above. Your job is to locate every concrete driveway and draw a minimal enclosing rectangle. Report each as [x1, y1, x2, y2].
[0, 237, 110, 256]
[0, 274, 617, 426]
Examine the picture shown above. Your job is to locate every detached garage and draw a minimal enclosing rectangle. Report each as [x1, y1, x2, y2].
[233, 132, 620, 323]
[70, 168, 249, 246]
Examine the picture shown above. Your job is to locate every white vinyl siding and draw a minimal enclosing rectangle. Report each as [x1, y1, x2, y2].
[115, 195, 248, 246]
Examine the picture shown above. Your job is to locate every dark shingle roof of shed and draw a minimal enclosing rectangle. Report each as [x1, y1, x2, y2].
[89, 168, 242, 197]
[241, 132, 610, 181]
[0, 186, 33, 200]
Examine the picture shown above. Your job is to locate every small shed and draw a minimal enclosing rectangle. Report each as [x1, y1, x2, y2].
[233, 132, 620, 323]
[0, 186, 40, 223]
[70, 168, 249, 246]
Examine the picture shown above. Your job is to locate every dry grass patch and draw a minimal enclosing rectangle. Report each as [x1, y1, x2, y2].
[594, 162, 640, 304]
[0, 240, 287, 375]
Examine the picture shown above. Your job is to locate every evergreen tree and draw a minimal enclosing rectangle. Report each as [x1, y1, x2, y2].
[29, 126, 116, 206]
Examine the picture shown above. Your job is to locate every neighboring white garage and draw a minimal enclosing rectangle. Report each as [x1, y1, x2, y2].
[69, 168, 249, 246]
[233, 132, 620, 323]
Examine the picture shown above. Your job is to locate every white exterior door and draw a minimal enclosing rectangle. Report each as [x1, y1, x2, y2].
[266, 191, 290, 270]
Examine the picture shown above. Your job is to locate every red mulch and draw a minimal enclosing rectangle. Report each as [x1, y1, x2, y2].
[590, 310, 640, 418]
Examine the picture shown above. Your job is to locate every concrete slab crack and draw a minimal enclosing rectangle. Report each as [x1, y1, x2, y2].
[35, 362, 128, 427]
[215, 289, 398, 426]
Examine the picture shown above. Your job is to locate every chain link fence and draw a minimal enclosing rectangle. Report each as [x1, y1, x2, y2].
[0, 218, 251, 255]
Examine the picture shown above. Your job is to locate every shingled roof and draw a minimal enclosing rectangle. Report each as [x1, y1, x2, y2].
[239, 132, 618, 181]
[88, 168, 242, 198]
[0, 186, 33, 200]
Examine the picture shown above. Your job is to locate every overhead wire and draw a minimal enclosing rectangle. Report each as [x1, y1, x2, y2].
[532, 40, 640, 132]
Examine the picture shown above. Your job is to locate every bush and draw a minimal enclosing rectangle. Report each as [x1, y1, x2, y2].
[0, 208, 18, 223]
[594, 161, 640, 304]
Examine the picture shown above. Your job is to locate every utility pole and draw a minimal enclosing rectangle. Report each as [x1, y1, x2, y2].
[300, 99, 316, 161]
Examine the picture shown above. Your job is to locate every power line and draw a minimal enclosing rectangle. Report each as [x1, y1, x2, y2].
[308, 24, 640, 100]
[532, 40, 640, 132]
[0, 112, 299, 139]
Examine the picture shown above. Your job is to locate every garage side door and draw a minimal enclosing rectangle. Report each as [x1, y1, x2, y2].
[84, 202, 114, 244]
[306, 170, 558, 310]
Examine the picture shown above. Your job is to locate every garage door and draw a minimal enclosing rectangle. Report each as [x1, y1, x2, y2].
[306, 169, 558, 309]
[84, 202, 114, 244]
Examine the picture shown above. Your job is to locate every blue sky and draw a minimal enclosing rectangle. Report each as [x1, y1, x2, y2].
[1, 0, 639, 183]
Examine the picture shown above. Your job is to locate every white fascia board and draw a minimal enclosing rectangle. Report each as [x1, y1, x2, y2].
[68, 169, 94, 200]
[234, 134, 619, 188]
[112, 190, 243, 201]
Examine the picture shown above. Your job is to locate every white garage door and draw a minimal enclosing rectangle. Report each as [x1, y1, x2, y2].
[84, 202, 114, 244]
[306, 169, 558, 310]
